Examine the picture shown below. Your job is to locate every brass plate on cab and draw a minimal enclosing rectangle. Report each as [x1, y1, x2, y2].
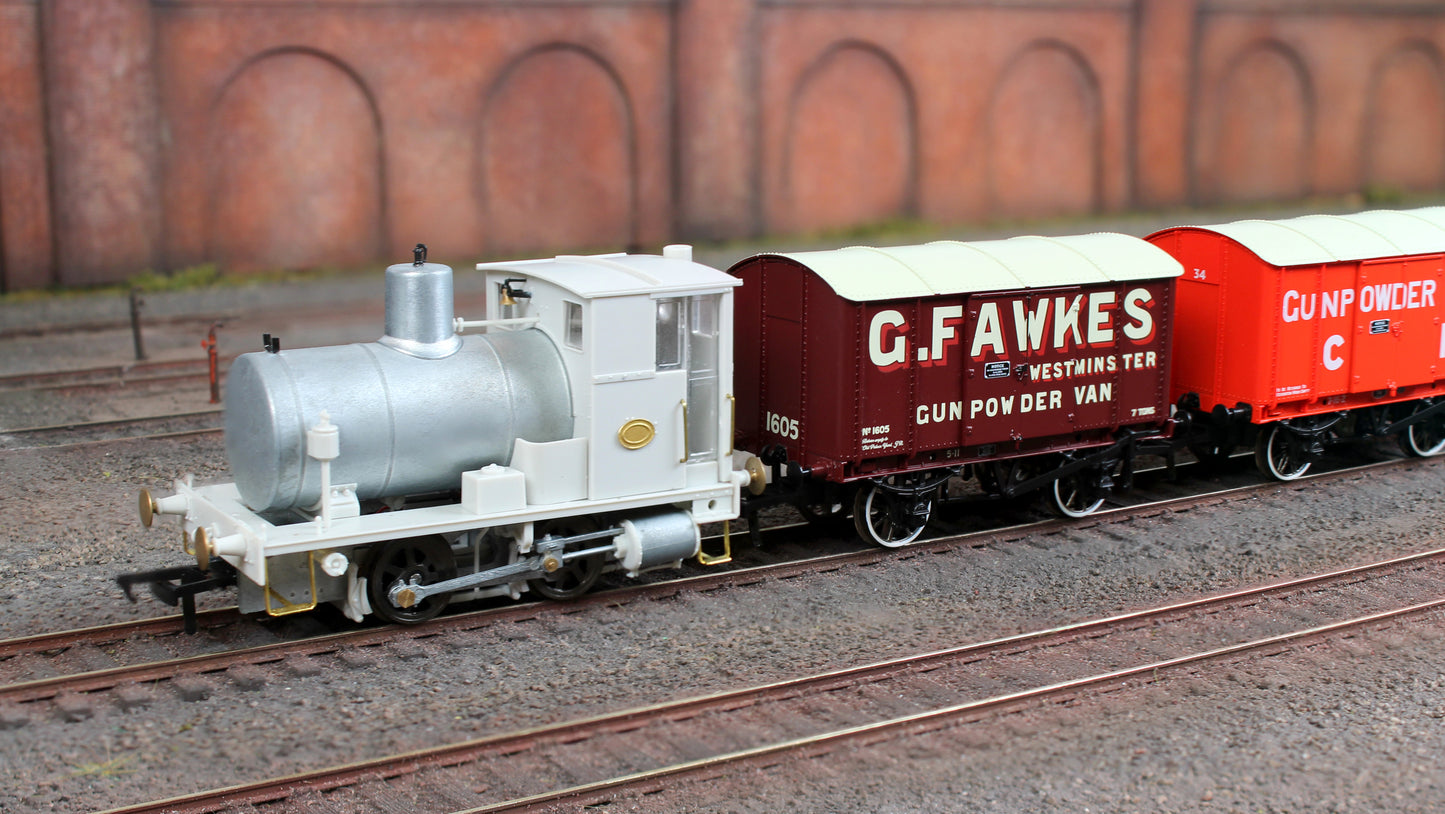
[618, 419, 656, 450]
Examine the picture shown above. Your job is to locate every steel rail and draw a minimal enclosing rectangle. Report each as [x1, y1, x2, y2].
[1, 408, 222, 438]
[0, 426, 224, 451]
[90, 550, 1445, 814]
[467, 597, 1445, 814]
[1, 456, 1431, 708]
[16, 370, 227, 396]
[0, 608, 242, 661]
[0, 358, 217, 391]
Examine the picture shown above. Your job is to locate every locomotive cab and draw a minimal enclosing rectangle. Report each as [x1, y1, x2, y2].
[475, 245, 740, 502]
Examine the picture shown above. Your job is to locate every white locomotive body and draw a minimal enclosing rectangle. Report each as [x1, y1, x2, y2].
[135, 245, 747, 624]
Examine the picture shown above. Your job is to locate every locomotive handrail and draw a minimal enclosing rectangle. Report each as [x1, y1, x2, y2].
[679, 399, 689, 464]
[726, 394, 736, 455]
[453, 315, 540, 334]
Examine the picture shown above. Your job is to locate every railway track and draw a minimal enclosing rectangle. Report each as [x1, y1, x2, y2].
[0, 409, 223, 449]
[94, 546, 1445, 813]
[0, 456, 1426, 715]
[0, 608, 242, 664]
[0, 357, 224, 393]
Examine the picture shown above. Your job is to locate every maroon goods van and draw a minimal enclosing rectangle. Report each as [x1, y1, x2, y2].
[732, 234, 1182, 545]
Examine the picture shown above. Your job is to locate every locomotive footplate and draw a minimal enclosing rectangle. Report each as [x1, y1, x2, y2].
[116, 558, 238, 634]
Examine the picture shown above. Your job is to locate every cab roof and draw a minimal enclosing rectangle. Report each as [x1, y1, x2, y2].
[477, 251, 740, 299]
[736, 233, 1183, 303]
[1154, 207, 1445, 267]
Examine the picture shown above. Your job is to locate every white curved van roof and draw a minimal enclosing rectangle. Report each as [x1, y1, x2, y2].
[751, 233, 1182, 303]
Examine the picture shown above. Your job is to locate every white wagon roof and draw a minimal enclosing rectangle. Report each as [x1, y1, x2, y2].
[477, 250, 739, 299]
[1180, 207, 1445, 267]
[750, 233, 1182, 303]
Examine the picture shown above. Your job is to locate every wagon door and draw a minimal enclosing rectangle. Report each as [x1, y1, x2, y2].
[961, 288, 1080, 448]
[1351, 260, 1411, 393]
[1348, 257, 1443, 394]
[754, 263, 808, 460]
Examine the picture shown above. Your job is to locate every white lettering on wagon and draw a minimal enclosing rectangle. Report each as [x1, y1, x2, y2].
[1324, 335, 1345, 371]
[867, 287, 1160, 373]
[1281, 280, 1436, 323]
[915, 384, 1124, 425]
[969, 290, 1153, 359]
[908, 350, 1162, 426]
[869, 310, 908, 369]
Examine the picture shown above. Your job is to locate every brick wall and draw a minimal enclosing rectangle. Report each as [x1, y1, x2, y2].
[3, 0, 1444, 289]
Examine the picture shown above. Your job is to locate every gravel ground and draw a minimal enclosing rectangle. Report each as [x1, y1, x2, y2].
[0, 432, 1441, 812]
[2, 211, 1444, 812]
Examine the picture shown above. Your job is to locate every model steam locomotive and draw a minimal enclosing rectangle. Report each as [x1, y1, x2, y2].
[122, 208, 1445, 626]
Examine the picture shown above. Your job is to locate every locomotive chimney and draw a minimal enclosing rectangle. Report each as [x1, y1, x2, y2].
[379, 243, 464, 359]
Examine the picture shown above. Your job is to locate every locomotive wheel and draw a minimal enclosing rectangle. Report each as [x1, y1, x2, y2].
[1401, 403, 1445, 457]
[1254, 424, 1310, 481]
[528, 519, 605, 601]
[852, 477, 933, 548]
[1052, 471, 1106, 518]
[365, 535, 457, 625]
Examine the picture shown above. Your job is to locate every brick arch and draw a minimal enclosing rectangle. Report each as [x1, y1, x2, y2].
[986, 40, 1103, 218]
[1363, 42, 1445, 193]
[779, 41, 918, 235]
[1196, 41, 1314, 204]
[479, 44, 636, 254]
[207, 48, 384, 271]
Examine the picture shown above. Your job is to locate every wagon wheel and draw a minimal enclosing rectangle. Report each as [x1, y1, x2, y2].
[794, 484, 849, 529]
[1187, 441, 1233, 469]
[975, 460, 1027, 498]
[528, 519, 605, 601]
[795, 499, 847, 524]
[974, 463, 999, 495]
[1052, 469, 1106, 518]
[1400, 401, 1445, 457]
[852, 475, 934, 548]
[1254, 424, 1311, 481]
[365, 535, 457, 625]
